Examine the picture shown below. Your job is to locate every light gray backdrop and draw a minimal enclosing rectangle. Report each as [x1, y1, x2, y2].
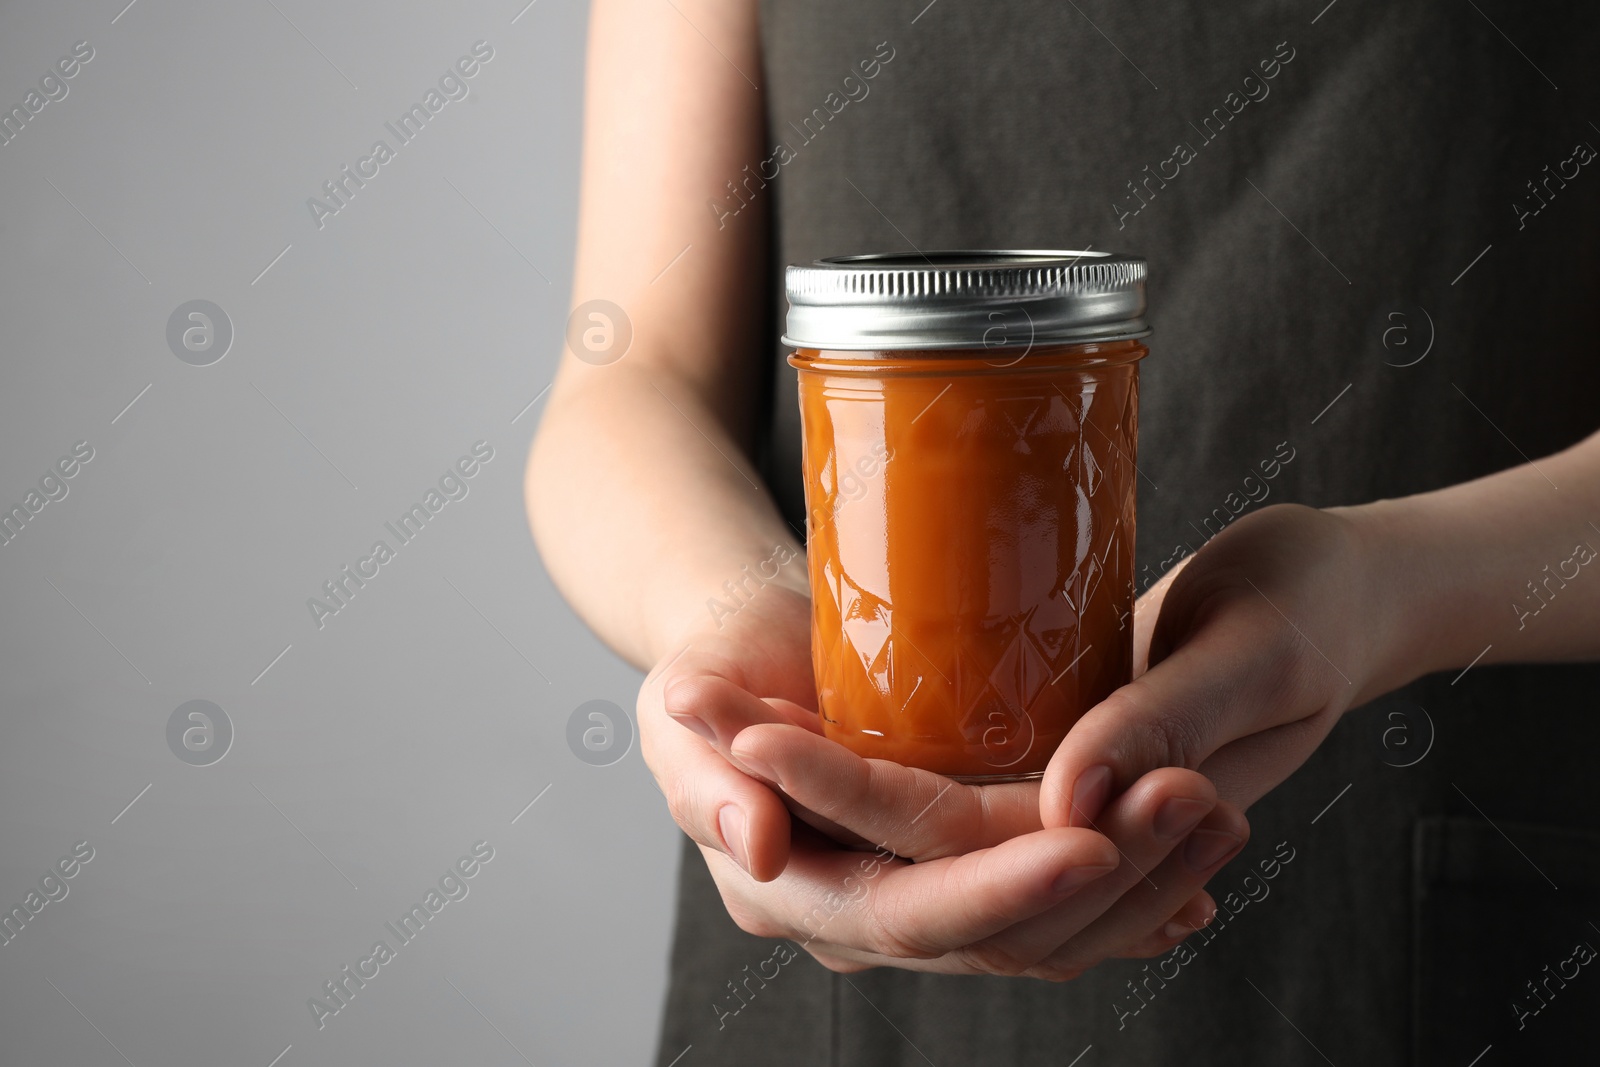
[0, 2, 682, 1064]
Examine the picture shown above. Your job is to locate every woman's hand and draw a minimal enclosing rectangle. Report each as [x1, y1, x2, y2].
[637, 578, 819, 883]
[1043, 502, 1396, 829]
[639, 578, 1248, 979]
[714, 725, 1246, 979]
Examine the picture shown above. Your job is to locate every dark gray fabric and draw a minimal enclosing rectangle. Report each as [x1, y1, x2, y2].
[657, 1, 1600, 1063]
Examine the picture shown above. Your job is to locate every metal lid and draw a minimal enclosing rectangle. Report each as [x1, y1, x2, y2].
[782, 250, 1150, 352]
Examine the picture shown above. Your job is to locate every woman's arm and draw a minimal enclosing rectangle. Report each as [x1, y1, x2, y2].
[1042, 429, 1600, 838]
[1362, 428, 1600, 687]
[526, 0, 802, 672]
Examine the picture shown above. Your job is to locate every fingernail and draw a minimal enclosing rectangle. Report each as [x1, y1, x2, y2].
[1052, 863, 1116, 897]
[1162, 921, 1193, 941]
[1153, 796, 1211, 841]
[733, 752, 778, 786]
[1070, 765, 1113, 827]
[718, 805, 749, 872]
[669, 712, 717, 744]
[1183, 829, 1244, 872]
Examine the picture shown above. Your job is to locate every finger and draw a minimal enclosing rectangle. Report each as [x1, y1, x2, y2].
[656, 645, 836, 858]
[663, 670, 823, 751]
[729, 723, 1044, 860]
[1034, 801, 1247, 975]
[1195, 717, 1338, 810]
[1112, 890, 1218, 960]
[640, 658, 794, 882]
[1040, 603, 1300, 829]
[658, 654, 830, 853]
[801, 945, 877, 974]
[969, 767, 1218, 974]
[705, 824, 1119, 966]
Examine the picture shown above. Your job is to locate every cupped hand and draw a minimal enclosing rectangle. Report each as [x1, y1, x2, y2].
[718, 723, 1246, 978]
[1043, 502, 1390, 830]
[636, 580, 820, 883]
[639, 579, 1248, 979]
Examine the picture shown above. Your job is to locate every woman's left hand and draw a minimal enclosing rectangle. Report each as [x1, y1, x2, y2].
[1041, 502, 1400, 835]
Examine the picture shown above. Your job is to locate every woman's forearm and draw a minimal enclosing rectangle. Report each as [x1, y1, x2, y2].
[526, 367, 805, 671]
[526, 0, 783, 672]
[1349, 427, 1600, 694]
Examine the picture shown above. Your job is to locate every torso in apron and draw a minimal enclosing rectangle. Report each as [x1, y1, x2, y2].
[658, 3, 1600, 1062]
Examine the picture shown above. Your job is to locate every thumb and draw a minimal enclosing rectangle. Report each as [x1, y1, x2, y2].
[1040, 606, 1290, 829]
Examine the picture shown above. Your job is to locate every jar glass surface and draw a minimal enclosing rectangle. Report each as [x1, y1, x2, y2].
[789, 340, 1146, 780]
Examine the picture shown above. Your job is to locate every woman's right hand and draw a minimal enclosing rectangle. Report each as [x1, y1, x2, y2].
[637, 577, 822, 883]
[638, 579, 1247, 980]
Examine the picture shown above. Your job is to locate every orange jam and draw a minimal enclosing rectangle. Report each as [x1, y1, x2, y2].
[789, 340, 1145, 779]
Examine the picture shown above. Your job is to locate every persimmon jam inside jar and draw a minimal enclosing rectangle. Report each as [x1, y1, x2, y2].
[784, 251, 1150, 781]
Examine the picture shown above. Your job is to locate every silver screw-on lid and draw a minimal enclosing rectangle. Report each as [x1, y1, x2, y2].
[782, 250, 1150, 352]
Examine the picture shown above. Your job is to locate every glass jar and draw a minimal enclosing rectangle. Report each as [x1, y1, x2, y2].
[784, 251, 1150, 781]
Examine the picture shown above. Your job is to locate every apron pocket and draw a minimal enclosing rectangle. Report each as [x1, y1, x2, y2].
[1412, 815, 1600, 1066]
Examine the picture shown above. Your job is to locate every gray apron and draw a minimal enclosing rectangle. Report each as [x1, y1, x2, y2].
[657, 2, 1600, 1062]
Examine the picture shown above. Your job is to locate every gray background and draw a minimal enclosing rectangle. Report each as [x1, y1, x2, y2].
[0, 2, 683, 1065]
